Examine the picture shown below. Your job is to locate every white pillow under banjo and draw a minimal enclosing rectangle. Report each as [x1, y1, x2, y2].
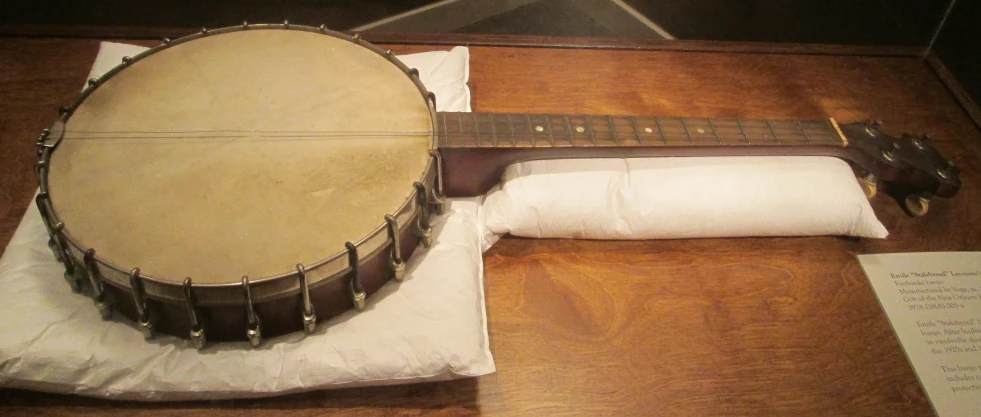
[34, 23, 961, 348]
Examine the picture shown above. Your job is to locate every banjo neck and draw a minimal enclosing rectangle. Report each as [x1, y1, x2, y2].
[434, 112, 960, 201]
[438, 112, 853, 197]
[437, 112, 846, 149]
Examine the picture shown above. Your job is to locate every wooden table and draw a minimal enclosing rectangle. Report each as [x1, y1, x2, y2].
[1, 34, 979, 416]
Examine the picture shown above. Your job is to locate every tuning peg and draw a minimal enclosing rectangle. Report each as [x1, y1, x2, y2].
[859, 174, 878, 199]
[904, 194, 930, 217]
[881, 142, 898, 162]
[864, 119, 882, 136]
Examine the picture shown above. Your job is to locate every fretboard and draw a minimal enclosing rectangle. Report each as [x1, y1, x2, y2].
[437, 113, 845, 149]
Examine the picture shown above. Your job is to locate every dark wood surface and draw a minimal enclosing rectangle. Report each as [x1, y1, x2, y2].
[930, 0, 981, 123]
[0, 27, 925, 57]
[1, 35, 981, 416]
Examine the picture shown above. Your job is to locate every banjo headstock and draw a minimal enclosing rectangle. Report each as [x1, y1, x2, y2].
[838, 120, 960, 216]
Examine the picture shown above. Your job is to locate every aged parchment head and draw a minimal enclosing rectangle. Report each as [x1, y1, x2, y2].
[859, 252, 981, 417]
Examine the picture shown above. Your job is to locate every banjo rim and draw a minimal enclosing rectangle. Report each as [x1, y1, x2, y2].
[35, 23, 442, 307]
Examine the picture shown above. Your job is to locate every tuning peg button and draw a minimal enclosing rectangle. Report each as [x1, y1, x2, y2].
[912, 137, 925, 150]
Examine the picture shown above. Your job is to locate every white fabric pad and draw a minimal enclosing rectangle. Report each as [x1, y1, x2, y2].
[481, 156, 887, 249]
[0, 42, 491, 401]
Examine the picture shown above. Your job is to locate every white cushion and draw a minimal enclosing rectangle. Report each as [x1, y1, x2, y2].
[0, 42, 492, 401]
[481, 156, 887, 249]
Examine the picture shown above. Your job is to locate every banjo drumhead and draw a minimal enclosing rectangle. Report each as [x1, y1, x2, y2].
[48, 30, 433, 284]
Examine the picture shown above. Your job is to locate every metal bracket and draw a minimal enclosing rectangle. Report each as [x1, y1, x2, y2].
[242, 276, 263, 347]
[414, 182, 433, 248]
[83, 249, 113, 320]
[183, 278, 207, 350]
[296, 263, 317, 334]
[428, 151, 447, 215]
[385, 215, 406, 282]
[129, 268, 154, 339]
[40, 120, 66, 149]
[346, 242, 367, 311]
[51, 222, 82, 292]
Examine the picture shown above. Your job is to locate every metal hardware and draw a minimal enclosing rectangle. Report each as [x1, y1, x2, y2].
[242, 276, 262, 347]
[59, 106, 71, 116]
[129, 268, 154, 339]
[408, 68, 419, 77]
[859, 174, 878, 199]
[83, 249, 112, 320]
[183, 278, 206, 349]
[346, 242, 366, 311]
[385, 215, 406, 282]
[161, 38, 171, 45]
[283, 20, 290, 28]
[428, 151, 447, 215]
[937, 167, 951, 180]
[353, 33, 361, 42]
[414, 182, 433, 248]
[912, 137, 926, 150]
[865, 120, 881, 136]
[39, 120, 65, 149]
[427, 92, 437, 110]
[51, 222, 82, 292]
[318, 24, 326, 32]
[34, 193, 62, 263]
[296, 263, 317, 334]
[87, 78, 98, 87]
[905, 193, 931, 217]
[242, 21, 249, 29]
[200, 27, 209, 35]
[121, 56, 132, 64]
[881, 143, 898, 162]
[33, 160, 45, 186]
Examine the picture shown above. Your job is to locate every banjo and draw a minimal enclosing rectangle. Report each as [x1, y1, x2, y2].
[33, 23, 961, 348]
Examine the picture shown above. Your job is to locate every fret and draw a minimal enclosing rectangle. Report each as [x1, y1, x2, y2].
[796, 120, 810, 145]
[735, 118, 749, 144]
[708, 118, 752, 146]
[609, 116, 640, 146]
[506, 113, 516, 147]
[607, 115, 619, 145]
[707, 118, 721, 144]
[764, 120, 780, 145]
[584, 116, 596, 146]
[441, 112, 450, 147]
[659, 118, 689, 145]
[526, 114, 535, 147]
[544, 115, 555, 146]
[628, 116, 642, 145]
[655, 117, 667, 145]
[458, 113, 465, 145]
[563, 115, 575, 146]
[680, 118, 694, 144]
[488, 113, 497, 147]
[680, 118, 720, 145]
[470, 113, 480, 148]
[439, 112, 448, 147]
[545, 114, 572, 147]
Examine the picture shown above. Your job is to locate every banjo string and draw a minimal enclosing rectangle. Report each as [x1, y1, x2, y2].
[59, 129, 507, 143]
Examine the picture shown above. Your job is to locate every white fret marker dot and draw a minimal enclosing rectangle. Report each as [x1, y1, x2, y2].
[535, 125, 544, 132]
[575, 126, 585, 133]
[644, 127, 653, 133]
[696, 128, 705, 134]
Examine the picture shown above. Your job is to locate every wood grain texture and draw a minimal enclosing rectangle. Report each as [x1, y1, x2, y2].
[0, 26, 925, 57]
[2, 37, 981, 416]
